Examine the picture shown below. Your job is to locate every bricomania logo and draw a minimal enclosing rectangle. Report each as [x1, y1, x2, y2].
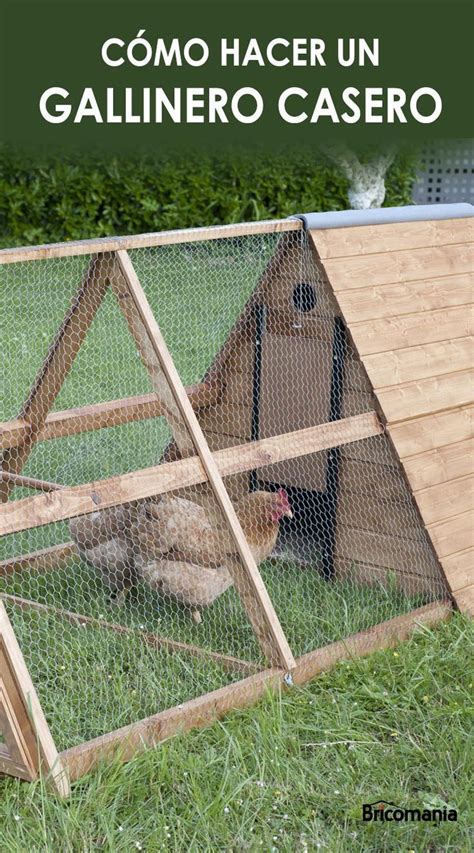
[362, 800, 458, 823]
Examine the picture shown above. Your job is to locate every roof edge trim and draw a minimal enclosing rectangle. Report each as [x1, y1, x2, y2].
[294, 203, 474, 230]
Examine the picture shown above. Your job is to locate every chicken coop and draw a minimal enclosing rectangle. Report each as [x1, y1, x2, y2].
[0, 204, 472, 794]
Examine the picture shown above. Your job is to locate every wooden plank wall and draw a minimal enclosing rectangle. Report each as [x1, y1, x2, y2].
[310, 217, 474, 613]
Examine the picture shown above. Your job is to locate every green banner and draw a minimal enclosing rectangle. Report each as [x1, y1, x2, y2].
[1, 0, 473, 153]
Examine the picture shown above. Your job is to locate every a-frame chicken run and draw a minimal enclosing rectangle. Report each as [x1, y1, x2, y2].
[0, 204, 472, 793]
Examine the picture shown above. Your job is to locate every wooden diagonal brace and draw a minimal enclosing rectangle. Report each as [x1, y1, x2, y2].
[109, 261, 196, 460]
[112, 250, 296, 671]
[0, 256, 110, 502]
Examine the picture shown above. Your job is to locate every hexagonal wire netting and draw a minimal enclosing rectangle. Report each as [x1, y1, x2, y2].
[0, 223, 448, 754]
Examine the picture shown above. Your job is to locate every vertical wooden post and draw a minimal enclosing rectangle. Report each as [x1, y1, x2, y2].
[0, 257, 110, 501]
[112, 250, 296, 671]
[0, 602, 70, 795]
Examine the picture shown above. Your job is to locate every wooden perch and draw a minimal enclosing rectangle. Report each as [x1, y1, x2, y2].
[0, 543, 77, 577]
[0, 411, 382, 537]
[0, 472, 63, 493]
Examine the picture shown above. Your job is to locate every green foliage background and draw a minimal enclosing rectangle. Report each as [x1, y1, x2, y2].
[0, 147, 416, 246]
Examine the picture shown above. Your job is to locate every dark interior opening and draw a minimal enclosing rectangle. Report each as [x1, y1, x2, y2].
[292, 282, 317, 313]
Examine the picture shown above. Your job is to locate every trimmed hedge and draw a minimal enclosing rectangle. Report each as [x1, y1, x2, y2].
[0, 148, 416, 246]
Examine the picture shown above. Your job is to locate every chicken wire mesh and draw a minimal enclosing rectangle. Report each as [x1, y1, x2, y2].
[0, 225, 449, 752]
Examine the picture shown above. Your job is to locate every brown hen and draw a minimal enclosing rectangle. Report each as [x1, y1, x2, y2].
[133, 488, 292, 619]
[70, 489, 292, 620]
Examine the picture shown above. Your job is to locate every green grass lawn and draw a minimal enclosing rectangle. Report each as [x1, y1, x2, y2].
[0, 614, 472, 852]
[2, 558, 423, 750]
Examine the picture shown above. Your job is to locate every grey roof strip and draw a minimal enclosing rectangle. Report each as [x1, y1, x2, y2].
[293, 203, 473, 230]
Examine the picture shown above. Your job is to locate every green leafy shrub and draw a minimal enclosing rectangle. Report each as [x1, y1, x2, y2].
[0, 147, 416, 246]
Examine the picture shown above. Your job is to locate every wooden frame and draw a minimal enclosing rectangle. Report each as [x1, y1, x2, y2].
[111, 249, 296, 671]
[0, 258, 110, 502]
[307, 221, 473, 613]
[0, 219, 303, 265]
[0, 216, 464, 792]
[0, 602, 70, 795]
[0, 385, 221, 451]
[1, 246, 295, 672]
[59, 600, 452, 783]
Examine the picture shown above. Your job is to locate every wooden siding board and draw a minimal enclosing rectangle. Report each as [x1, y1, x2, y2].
[338, 432, 399, 466]
[337, 493, 424, 539]
[311, 218, 474, 260]
[402, 439, 474, 490]
[335, 525, 441, 577]
[452, 584, 474, 615]
[339, 459, 408, 502]
[333, 556, 441, 597]
[336, 274, 473, 322]
[342, 359, 373, 392]
[364, 338, 473, 389]
[440, 549, 473, 593]
[427, 511, 473, 559]
[199, 403, 252, 439]
[310, 221, 473, 613]
[376, 370, 473, 422]
[388, 407, 474, 458]
[349, 306, 473, 356]
[323, 244, 474, 291]
[413, 474, 473, 526]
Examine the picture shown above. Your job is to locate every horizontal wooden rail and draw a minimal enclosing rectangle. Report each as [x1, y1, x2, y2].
[0, 412, 382, 536]
[0, 472, 63, 492]
[1, 593, 258, 676]
[0, 219, 302, 265]
[0, 542, 77, 577]
[58, 599, 452, 782]
[0, 384, 219, 451]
